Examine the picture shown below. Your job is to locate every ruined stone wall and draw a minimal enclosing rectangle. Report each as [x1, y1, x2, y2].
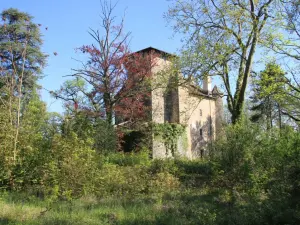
[215, 96, 224, 138]
[178, 87, 217, 158]
[151, 57, 173, 158]
[151, 57, 172, 123]
[149, 56, 221, 159]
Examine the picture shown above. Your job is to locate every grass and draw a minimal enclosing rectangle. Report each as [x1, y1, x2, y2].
[0, 188, 221, 225]
[0, 156, 296, 225]
[0, 159, 221, 225]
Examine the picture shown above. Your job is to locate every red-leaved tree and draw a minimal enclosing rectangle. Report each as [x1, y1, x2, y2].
[55, 0, 159, 126]
[115, 50, 159, 126]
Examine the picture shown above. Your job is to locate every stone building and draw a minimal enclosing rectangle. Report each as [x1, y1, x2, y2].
[118, 47, 223, 159]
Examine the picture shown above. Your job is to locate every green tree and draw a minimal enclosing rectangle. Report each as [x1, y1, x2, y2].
[166, 0, 282, 124]
[250, 62, 286, 129]
[53, 78, 118, 153]
[60, 111, 118, 154]
[0, 8, 47, 189]
[0, 8, 47, 165]
[14, 88, 49, 190]
[270, 1, 300, 124]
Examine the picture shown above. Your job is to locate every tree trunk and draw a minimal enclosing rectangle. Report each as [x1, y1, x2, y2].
[231, 31, 258, 124]
[103, 92, 113, 125]
[13, 41, 27, 164]
[278, 103, 282, 130]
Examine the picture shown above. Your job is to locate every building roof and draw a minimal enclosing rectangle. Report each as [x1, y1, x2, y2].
[212, 85, 222, 95]
[133, 46, 177, 58]
[132, 47, 222, 99]
[187, 84, 223, 99]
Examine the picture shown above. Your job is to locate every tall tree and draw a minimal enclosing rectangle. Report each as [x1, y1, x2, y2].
[270, 0, 300, 123]
[249, 62, 286, 129]
[166, 0, 280, 123]
[56, 0, 157, 125]
[0, 8, 46, 165]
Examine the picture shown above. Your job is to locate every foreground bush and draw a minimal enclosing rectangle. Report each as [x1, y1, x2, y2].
[1, 119, 300, 224]
[94, 164, 179, 198]
[209, 122, 300, 224]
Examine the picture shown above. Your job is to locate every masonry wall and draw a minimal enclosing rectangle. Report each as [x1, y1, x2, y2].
[151, 56, 173, 158]
[215, 96, 224, 138]
[178, 86, 217, 158]
[150, 55, 220, 159]
[151, 57, 173, 123]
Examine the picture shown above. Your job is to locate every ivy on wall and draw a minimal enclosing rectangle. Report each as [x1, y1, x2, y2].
[152, 122, 186, 156]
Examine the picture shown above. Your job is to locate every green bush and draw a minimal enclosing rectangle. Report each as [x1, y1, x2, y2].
[18, 133, 99, 200]
[106, 149, 151, 166]
[148, 159, 178, 174]
[207, 121, 300, 224]
[209, 122, 267, 199]
[93, 164, 179, 198]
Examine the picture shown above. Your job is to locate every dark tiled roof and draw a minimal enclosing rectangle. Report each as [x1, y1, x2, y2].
[133, 46, 177, 58]
[212, 85, 222, 95]
[187, 84, 222, 99]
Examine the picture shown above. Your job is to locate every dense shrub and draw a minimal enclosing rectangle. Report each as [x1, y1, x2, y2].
[105, 149, 151, 166]
[209, 121, 300, 224]
[1, 114, 300, 225]
[148, 159, 179, 174]
[210, 122, 265, 196]
[92, 164, 179, 198]
[8, 132, 99, 200]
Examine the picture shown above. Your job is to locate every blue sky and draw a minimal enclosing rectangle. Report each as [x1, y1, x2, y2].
[1, 0, 182, 113]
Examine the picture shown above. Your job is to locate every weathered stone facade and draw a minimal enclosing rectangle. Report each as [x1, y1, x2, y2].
[119, 47, 223, 159]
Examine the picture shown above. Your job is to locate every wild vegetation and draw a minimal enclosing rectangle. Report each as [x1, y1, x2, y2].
[1, 0, 300, 224]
